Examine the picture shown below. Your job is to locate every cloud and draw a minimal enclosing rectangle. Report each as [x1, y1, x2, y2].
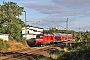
[20, 0, 90, 17]
[19, 0, 90, 31]
[20, 2, 65, 14]
[52, 0, 90, 8]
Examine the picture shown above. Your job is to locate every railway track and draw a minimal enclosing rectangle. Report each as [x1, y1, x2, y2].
[0, 46, 61, 60]
[0, 41, 77, 60]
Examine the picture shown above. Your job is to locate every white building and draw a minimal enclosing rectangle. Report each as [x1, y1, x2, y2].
[0, 34, 9, 41]
[22, 26, 43, 39]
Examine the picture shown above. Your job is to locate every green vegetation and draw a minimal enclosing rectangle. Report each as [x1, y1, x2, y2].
[0, 1, 25, 41]
[0, 39, 29, 52]
[40, 41, 90, 60]
[57, 42, 90, 60]
[0, 39, 10, 51]
[0, 1, 27, 51]
[20, 37, 27, 44]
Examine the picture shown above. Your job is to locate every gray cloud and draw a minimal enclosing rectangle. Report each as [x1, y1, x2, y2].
[19, 0, 90, 31]
[20, 0, 90, 16]
[20, 2, 65, 14]
[52, 0, 90, 8]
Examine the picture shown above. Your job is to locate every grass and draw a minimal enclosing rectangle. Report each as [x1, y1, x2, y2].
[40, 41, 90, 60]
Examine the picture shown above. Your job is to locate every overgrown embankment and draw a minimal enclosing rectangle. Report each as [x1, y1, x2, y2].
[0, 39, 29, 52]
[40, 42, 90, 60]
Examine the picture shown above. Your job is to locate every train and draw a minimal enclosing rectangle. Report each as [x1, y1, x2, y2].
[26, 33, 73, 47]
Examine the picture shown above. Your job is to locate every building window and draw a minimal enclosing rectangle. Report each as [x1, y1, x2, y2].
[28, 31, 29, 34]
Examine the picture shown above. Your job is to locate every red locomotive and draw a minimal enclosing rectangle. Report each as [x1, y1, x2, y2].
[26, 33, 73, 47]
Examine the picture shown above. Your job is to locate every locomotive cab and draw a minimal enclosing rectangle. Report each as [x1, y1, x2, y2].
[36, 34, 44, 45]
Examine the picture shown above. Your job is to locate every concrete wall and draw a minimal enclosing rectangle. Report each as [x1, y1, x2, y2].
[0, 34, 9, 41]
[23, 34, 36, 39]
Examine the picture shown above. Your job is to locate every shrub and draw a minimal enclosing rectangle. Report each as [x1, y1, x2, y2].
[0, 39, 4, 50]
[21, 37, 27, 44]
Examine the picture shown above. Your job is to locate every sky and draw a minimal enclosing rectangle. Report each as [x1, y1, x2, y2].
[0, 0, 90, 31]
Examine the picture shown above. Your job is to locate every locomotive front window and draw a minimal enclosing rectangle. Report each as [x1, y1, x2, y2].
[36, 35, 43, 38]
[40, 35, 43, 38]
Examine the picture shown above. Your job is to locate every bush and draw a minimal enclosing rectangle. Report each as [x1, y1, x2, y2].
[0, 39, 10, 51]
[0, 39, 4, 50]
[21, 37, 27, 44]
[40, 57, 53, 60]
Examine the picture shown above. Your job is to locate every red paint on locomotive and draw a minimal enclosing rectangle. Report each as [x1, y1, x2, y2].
[67, 34, 72, 40]
[36, 34, 56, 44]
[36, 33, 73, 45]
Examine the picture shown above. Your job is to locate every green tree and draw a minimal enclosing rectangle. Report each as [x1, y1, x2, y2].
[84, 31, 90, 42]
[0, 2, 25, 41]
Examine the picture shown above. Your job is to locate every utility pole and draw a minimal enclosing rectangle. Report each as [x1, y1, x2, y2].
[66, 18, 68, 31]
[65, 18, 68, 48]
[25, 11, 27, 40]
[83, 28, 85, 32]
[23, 11, 27, 40]
[3, 0, 5, 3]
[79, 27, 80, 32]
[79, 27, 81, 39]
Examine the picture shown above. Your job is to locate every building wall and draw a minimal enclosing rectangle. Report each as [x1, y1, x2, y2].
[26, 34, 35, 39]
[23, 34, 36, 39]
[0, 34, 9, 41]
[22, 26, 43, 39]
